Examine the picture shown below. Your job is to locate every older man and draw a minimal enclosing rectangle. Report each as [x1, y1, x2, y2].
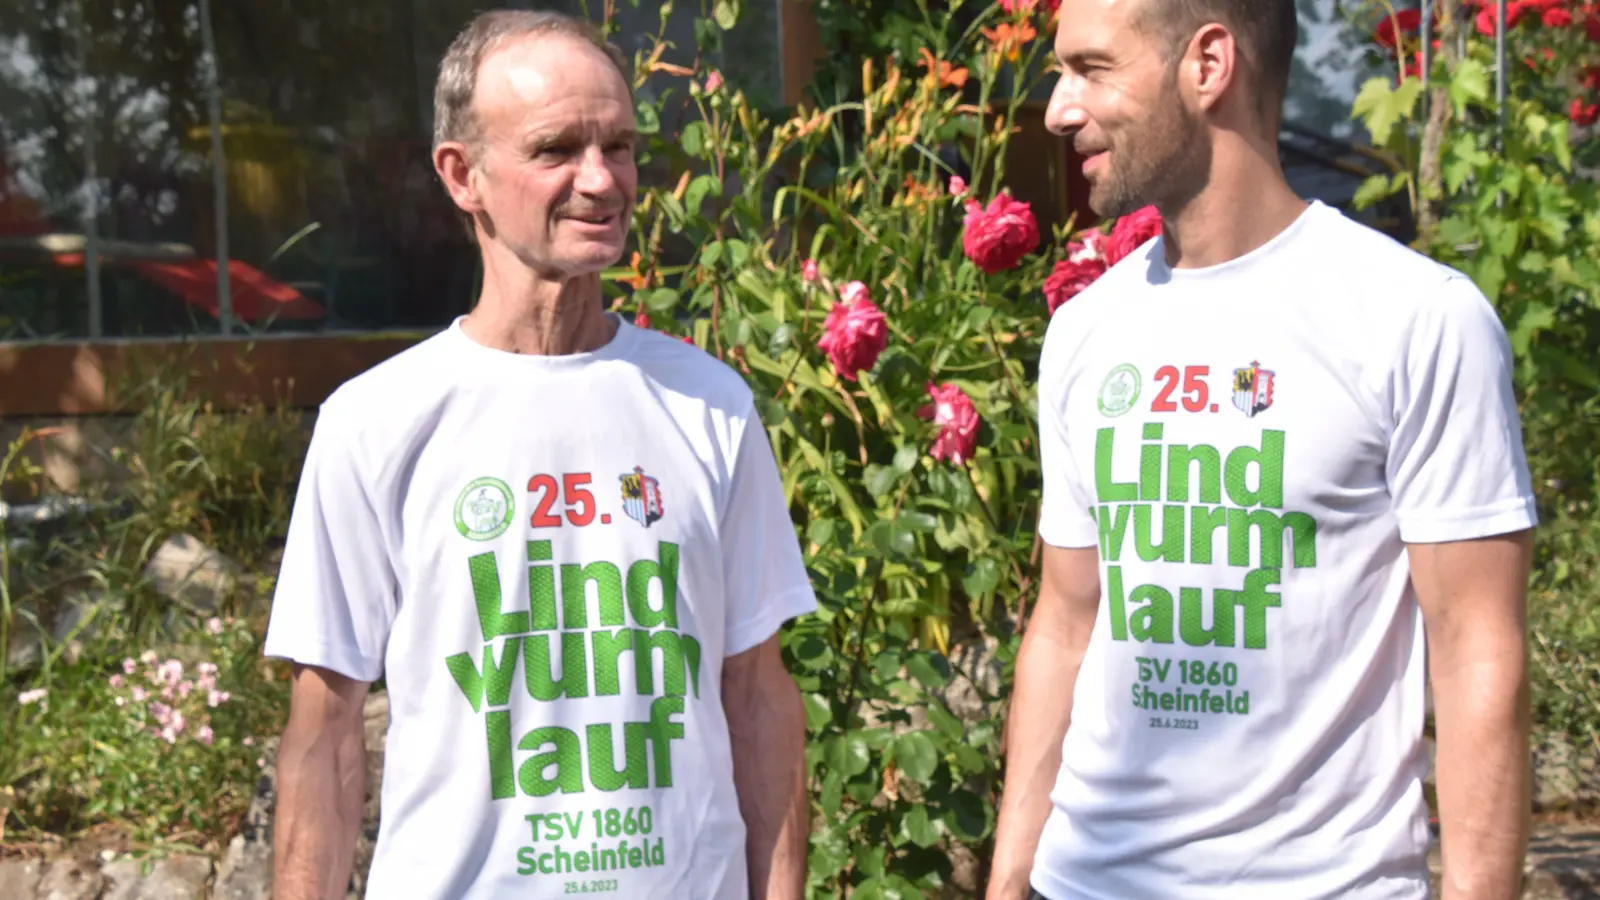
[264, 11, 814, 899]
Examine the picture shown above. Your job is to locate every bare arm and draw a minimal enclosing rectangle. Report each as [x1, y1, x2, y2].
[1410, 530, 1533, 900]
[272, 664, 370, 900]
[986, 545, 1102, 900]
[724, 633, 808, 900]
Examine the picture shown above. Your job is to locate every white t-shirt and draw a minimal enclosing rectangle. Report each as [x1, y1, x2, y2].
[264, 314, 817, 899]
[1031, 201, 1537, 900]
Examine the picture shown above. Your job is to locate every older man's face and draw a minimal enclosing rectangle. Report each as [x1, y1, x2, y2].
[469, 34, 637, 278]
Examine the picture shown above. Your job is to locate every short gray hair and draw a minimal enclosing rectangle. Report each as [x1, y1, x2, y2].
[432, 10, 633, 157]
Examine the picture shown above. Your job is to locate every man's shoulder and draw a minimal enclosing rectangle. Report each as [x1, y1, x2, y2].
[318, 329, 459, 423]
[625, 325, 757, 419]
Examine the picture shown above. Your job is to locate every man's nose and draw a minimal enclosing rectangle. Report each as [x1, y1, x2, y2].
[1044, 76, 1088, 137]
[573, 146, 616, 195]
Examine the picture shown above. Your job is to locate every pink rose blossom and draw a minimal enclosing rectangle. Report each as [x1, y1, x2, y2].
[208, 690, 232, 708]
[197, 726, 215, 746]
[948, 175, 967, 196]
[131, 686, 148, 702]
[918, 382, 982, 465]
[1104, 206, 1163, 266]
[962, 194, 1040, 274]
[802, 259, 820, 283]
[149, 702, 172, 725]
[170, 710, 186, 734]
[703, 69, 724, 93]
[1043, 256, 1107, 314]
[634, 310, 651, 329]
[243, 737, 255, 747]
[109, 675, 124, 688]
[160, 727, 177, 744]
[206, 617, 225, 635]
[816, 285, 889, 382]
[122, 659, 137, 675]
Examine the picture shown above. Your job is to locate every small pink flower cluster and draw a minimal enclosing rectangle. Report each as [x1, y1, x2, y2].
[110, 622, 234, 747]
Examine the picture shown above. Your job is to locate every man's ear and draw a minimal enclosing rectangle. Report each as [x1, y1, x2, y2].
[1184, 23, 1238, 113]
[433, 141, 484, 214]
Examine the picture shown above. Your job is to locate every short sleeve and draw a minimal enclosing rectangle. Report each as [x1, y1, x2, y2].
[719, 406, 818, 656]
[263, 401, 399, 682]
[1036, 323, 1101, 549]
[1386, 276, 1539, 543]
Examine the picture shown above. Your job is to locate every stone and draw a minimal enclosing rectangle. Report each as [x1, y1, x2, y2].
[210, 836, 273, 900]
[107, 854, 211, 900]
[143, 533, 238, 614]
[36, 858, 104, 900]
[0, 858, 43, 897]
[1533, 735, 1600, 812]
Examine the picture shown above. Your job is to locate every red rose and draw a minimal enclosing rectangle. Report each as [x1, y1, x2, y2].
[1587, 9, 1600, 40]
[962, 194, 1041, 274]
[1477, 1, 1530, 36]
[1582, 65, 1600, 90]
[1374, 9, 1422, 47]
[817, 284, 888, 381]
[1104, 206, 1163, 266]
[1572, 97, 1600, 126]
[1043, 258, 1106, 314]
[1544, 7, 1575, 25]
[635, 310, 651, 328]
[918, 382, 981, 465]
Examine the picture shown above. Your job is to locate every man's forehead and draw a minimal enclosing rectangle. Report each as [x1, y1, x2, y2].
[1055, 0, 1145, 52]
[474, 33, 626, 115]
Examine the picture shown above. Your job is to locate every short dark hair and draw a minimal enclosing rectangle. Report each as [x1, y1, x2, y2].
[1136, 0, 1299, 116]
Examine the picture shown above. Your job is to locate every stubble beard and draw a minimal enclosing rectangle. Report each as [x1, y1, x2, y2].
[1087, 70, 1211, 220]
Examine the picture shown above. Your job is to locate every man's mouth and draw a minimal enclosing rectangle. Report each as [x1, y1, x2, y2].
[565, 212, 619, 226]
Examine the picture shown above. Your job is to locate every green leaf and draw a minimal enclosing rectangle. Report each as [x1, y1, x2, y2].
[768, 322, 796, 357]
[714, 0, 739, 29]
[901, 804, 941, 848]
[893, 731, 939, 783]
[940, 788, 994, 841]
[906, 652, 950, 689]
[803, 693, 832, 731]
[963, 556, 1001, 597]
[865, 464, 899, 498]
[899, 511, 938, 532]
[892, 444, 920, 474]
[1351, 76, 1422, 147]
[700, 241, 723, 269]
[684, 174, 721, 219]
[1508, 302, 1556, 358]
[1449, 58, 1491, 117]
[820, 768, 844, 815]
[1352, 173, 1396, 210]
[635, 101, 661, 135]
[681, 121, 706, 158]
[854, 843, 887, 878]
[826, 732, 871, 777]
[1549, 119, 1572, 172]
[807, 518, 836, 547]
[792, 634, 835, 671]
[926, 700, 965, 742]
[645, 288, 680, 312]
[725, 239, 751, 269]
[964, 305, 995, 332]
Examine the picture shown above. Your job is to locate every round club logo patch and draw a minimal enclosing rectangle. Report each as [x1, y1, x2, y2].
[454, 477, 514, 541]
[1098, 364, 1141, 417]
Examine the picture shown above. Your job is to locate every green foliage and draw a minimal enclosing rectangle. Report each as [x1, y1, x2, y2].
[0, 354, 299, 849]
[1349, 2, 1600, 761]
[3, 617, 285, 848]
[605, 0, 1073, 892]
